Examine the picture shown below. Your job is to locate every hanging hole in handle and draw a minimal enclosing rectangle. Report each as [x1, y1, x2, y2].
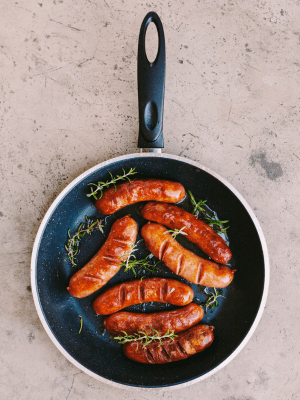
[145, 21, 159, 66]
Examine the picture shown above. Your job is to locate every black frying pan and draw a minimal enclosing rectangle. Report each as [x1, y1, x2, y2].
[31, 12, 269, 389]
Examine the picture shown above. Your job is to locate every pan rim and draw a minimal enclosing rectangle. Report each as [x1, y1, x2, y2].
[31, 152, 270, 391]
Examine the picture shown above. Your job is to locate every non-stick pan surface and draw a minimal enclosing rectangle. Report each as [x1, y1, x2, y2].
[31, 152, 269, 389]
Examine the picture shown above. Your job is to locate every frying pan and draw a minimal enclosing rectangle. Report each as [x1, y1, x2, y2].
[31, 12, 269, 389]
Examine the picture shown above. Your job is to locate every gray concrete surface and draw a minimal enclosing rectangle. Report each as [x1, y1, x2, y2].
[1, 0, 299, 399]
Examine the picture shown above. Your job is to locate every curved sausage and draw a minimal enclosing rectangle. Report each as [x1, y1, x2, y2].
[141, 223, 235, 288]
[123, 324, 214, 364]
[95, 179, 185, 215]
[93, 277, 193, 315]
[140, 201, 232, 264]
[67, 215, 137, 298]
[104, 303, 204, 335]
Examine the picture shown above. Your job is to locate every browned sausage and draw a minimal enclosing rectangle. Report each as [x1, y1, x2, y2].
[140, 202, 232, 264]
[104, 303, 204, 335]
[67, 215, 137, 298]
[95, 179, 185, 215]
[141, 223, 235, 288]
[93, 277, 193, 315]
[123, 324, 214, 364]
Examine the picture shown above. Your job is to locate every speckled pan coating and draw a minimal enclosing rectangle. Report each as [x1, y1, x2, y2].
[31, 153, 269, 390]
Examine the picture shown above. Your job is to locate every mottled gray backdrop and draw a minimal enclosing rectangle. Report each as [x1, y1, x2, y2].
[0, 0, 299, 399]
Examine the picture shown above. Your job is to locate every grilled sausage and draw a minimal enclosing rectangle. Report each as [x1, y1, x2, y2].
[93, 277, 193, 315]
[140, 202, 232, 264]
[67, 215, 137, 298]
[95, 179, 185, 215]
[141, 223, 235, 288]
[123, 324, 214, 364]
[104, 303, 204, 335]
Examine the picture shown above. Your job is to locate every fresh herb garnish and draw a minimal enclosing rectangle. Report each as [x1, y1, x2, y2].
[119, 245, 160, 276]
[78, 315, 83, 334]
[202, 288, 225, 312]
[188, 191, 229, 234]
[87, 168, 137, 200]
[114, 328, 177, 349]
[65, 216, 104, 267]
[164, 227, 187, 238]
[204, 215, 229, 234]
[188, 190, 207, 217]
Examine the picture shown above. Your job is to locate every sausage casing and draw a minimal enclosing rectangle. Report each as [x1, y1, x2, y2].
[95, 179, 185, 215]
[67, 215, 137, 298]
[123, 324, 214, 364]
[141, 223, 235, 288]
[104, 303, 204, 335]
[93, 277, 193, 315]
[140, 202, 232, 264]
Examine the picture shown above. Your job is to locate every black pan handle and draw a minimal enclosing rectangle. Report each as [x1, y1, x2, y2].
[138, 12, 165, 149]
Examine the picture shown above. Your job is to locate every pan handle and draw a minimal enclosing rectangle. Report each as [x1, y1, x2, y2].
[138, 12, 165, 150]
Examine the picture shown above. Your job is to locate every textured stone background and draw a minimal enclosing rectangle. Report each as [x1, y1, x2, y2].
[1, 0, 300, 399]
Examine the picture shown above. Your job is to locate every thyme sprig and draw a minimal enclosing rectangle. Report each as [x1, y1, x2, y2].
[119, 245, 160, 276]
[78, 315, 83, 334]
[87, 168, 137, 200]
[188, 190, 207, 217]
[65, 216, 104, 267]
[204, 215, 229, 234]
[114, 328, 177, 349]
[202, 288, 226, 312]
[164, 227, 187, 238]
[188, 190, 229, 234]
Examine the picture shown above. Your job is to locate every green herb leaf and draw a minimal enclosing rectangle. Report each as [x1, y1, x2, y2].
[86, 168, 137, 199]
[188, 190, 207, 216]
[119, 245, 160, 275]
[204, 215, 230, 234]
[65, 216, 104, 267]
[163, 227, 187, 239]
[78, 315, 83, 334]
[202, 287, 226, 313]
[188, 191, 229, 234]
[114, 329, 178, 347]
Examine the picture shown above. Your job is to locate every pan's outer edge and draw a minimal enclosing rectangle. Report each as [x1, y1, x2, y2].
[30, 152, 270, 392]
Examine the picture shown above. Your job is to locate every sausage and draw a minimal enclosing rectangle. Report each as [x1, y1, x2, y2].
[93, 277, 193, 315]
[140, 202, 232, 264]
[67, 215, 137, 298]
[141, 223, 235, 288]
[95, 179, 185, 215]
[104, 303, 204, 335]
[123, 324, 214, 364]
